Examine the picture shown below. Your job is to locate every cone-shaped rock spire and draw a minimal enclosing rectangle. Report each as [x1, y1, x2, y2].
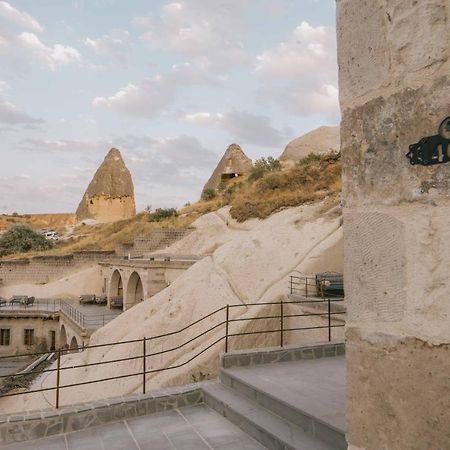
[76, 148, 136, 223]
[202, 143, 252, 193]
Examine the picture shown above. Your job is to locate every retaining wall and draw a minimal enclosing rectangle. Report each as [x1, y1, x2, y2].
[0, 252, 115, 286]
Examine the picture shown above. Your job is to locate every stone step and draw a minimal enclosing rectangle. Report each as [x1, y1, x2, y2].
[219, 367, 346, 449]
[202, 382, 337, 450]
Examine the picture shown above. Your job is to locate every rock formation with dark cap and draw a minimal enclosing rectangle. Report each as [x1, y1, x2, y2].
[76, 148, 136, 223]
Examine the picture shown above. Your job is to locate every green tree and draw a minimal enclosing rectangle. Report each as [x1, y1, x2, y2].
[0, 225, 53, 257]
[248, 156, 282, 181]
[148, 208, 179, 222]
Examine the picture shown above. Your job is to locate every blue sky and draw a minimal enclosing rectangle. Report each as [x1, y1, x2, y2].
[0, 0, 338, 213]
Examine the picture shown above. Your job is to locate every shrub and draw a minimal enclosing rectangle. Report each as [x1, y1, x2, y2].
[248, 156, 281, 181]
[297, 152, 323, 166]
[148, 208, 179, 222]
[0, 225, 53, 257]
[201, 188, 217, 201]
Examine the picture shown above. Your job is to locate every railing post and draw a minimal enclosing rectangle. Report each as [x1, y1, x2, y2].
[142, 337, 146, 394]
[289, 276, 292, 295]
[328, 297, 331, 342]
[56, 349, 61, 409]
[305, 277, 308, 298]
[280, 301, 284, 347]
[225, 305, 229, 353]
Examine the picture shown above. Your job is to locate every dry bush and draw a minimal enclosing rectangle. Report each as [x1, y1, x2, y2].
[229, 153, 341, 222]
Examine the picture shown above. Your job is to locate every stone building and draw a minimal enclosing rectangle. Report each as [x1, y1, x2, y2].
[202, 143, 252, 193]
[76, 148, 136, 223]
[337, 0, 450, 448]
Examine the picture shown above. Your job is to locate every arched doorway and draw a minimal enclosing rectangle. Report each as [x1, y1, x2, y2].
[60, 325, 67, 349]
[69, 336, 79, 352]
[126, 272, 144, 309]
[110, 269, 123, 297]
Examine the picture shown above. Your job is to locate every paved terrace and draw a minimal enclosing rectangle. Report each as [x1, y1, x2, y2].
[1, 405, 265, 450]
[0, 343, 346, 450]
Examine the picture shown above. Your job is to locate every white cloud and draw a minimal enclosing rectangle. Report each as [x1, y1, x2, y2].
[0, 97, 42, 125]
[93, 76, 175, 118]
[84, 29, 130, 61]
[185, 109, 291, 148]
[255, 22, 339, 119]
[256, 22, 336, 78]
[0, 80, 9, 93]
[18, 32, 81, 71]
[0, 31, 81, 72]
[93, 59, 221, 118]
[0, 1, 43, 32]
[134, 0, 250, 70]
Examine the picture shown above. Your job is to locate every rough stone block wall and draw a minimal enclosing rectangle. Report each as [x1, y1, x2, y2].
[337, 1, 450, 449]
[115, 228, 194, 257]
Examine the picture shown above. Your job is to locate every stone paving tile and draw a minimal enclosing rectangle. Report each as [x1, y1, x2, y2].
[0, 434, 67, 450]
[1, 404, 268, 450]
[165, 427, 211, 450]
[65, 421, 138, 450]
[180, 404, 266, 450]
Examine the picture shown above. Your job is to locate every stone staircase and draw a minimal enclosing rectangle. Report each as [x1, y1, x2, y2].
[203, 343, 346, 450]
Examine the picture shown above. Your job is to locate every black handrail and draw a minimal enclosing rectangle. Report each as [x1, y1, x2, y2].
[288, 275, 344, 298]
[0, 298, 345, 408]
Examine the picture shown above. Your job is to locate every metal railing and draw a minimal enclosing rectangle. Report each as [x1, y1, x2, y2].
[0, 298, 345, 409]
[60, 302, 118, 329]
[289, 275, 344, 298]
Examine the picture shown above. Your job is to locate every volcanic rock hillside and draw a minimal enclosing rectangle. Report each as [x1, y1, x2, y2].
[0, 197, 343, 412]
[280, 126, 340, 165]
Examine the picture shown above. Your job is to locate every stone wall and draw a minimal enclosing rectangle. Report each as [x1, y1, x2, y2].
[0, 252, 115, 287]
[115, 228, 194, 257]
[337, 1, 450, 449]
[0, 313, 59, 356]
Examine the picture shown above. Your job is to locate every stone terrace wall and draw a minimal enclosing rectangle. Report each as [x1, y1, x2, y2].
[0, 251, 116, 286]
[115, 228, 194, 257]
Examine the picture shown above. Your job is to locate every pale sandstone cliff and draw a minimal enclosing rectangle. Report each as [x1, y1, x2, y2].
[279, 126, 340, 165]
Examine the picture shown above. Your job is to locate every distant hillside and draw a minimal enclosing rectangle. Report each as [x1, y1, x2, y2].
[1, 152, 341, 259]
[279, 126, 340, 164]
[0, 213, 75, 232]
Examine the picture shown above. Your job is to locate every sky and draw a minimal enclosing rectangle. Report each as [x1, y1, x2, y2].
[0, 0, 339, 214]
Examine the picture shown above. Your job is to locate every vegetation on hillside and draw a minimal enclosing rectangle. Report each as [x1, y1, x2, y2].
[0, 225, 53, 257]
[185, 152, 341, 222]
[1, 152, 341, 258]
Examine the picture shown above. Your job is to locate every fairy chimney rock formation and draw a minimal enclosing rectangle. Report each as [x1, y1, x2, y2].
[76, 148, 136, 223]
[202, 144, 252, 193]
[279, 126, 340, 165]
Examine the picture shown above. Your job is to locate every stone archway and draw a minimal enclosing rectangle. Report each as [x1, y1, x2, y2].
[110, 269, 123, 298]
[60, 324, 67, 349]
[69, 336, 79, 351]
[126, 271, 144, 309]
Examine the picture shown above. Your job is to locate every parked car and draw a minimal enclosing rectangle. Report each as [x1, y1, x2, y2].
[95, 296, 107, 305]
[315, 272, 344, 298]
[79, 294, 96, 305]
[41, 229, 59, 241]
[110, 296, 123, 308]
